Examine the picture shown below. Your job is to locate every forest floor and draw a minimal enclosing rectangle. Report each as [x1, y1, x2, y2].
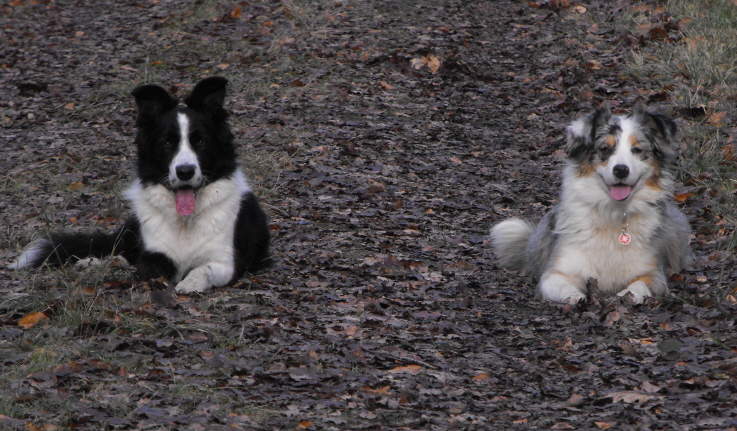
[1, 0, 735, 430]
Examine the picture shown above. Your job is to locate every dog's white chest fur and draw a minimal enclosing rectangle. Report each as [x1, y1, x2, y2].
[551, 171, 663, 294]
[554, 210, 658, 293]
[125, 170, 250, 286]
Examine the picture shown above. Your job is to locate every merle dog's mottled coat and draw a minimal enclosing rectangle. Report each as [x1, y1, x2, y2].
[491, 105, 691, 304]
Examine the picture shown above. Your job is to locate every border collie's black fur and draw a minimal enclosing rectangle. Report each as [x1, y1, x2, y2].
[12, 77, 271, 293]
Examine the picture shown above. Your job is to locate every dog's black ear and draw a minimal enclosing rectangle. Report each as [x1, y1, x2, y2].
[131, 84, 178, 125]
[184, 77, 228, 120]
[566, 106, 612, 161]
[634, 104, 677, 163]
[634, 104, 677, 144]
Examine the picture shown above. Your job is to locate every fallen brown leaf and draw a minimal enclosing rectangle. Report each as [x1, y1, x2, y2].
[18, 311, 47, 329]
[388, 365, 422, 375]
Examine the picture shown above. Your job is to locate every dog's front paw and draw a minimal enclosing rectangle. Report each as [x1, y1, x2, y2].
[174, 263, 231, 294]
[74, 257, 104, 269]
[617, 281, 652, 304]
[538, 273, 586, 304]
[175, 273, 210, 294]
[563, 291, 587, 304]
[74, 255, 130, 270]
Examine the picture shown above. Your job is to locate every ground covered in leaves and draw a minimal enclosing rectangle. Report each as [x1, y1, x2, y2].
[1, 0, 736, 430]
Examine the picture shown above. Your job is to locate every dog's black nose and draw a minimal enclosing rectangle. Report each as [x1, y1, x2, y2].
[613, 164, 629, 179]
[176, 164, 197, 181]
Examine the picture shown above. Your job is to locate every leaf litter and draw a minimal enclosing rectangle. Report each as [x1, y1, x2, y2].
[0, 0, 736, 430]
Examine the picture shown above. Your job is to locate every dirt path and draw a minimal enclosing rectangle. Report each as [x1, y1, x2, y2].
[1, 1, 735, 429]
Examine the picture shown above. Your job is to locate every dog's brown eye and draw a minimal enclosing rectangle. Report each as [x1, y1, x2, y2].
[164, 132, 179, 149]
[598, 146, 613, 157]
[631, 147, 644, 155]
[190, 133, 203, 147]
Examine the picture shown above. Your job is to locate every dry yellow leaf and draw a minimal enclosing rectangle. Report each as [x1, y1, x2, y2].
[707, 111, 726, 126]
[18, 311, 47, 329]
[362, 385, 391, 395]
[410, 57, 425, 70]
[426, 54, 441, 74]
[388, 364, 422, 375]
[67, 181, 85, 191]
[608, 391, 659, 403]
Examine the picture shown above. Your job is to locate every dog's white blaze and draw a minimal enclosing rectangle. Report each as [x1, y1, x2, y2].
[594, 115, 653, 190]
[125, 170, 252, 292]
[611, 117, 637, 167]
[169, 113, 202, 188]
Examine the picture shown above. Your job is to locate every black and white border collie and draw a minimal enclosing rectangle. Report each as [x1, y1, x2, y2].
[11, 77, 271, 293]
[491, 105, 691, 304]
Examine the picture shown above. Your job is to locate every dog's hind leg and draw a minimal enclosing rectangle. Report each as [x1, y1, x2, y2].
[538, 272, 586, 304]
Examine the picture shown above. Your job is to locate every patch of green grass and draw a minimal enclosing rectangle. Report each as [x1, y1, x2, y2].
[625, 0, 737, 255]
[671, 1, 737, 86]
[0, 395, 76, 427]
[627, 1, 737, 106]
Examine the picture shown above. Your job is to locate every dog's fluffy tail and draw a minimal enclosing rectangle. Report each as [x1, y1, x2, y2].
[490, 218, 534, 272]
[9, 221, 140, 270]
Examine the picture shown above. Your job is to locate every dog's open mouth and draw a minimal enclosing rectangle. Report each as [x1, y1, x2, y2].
[175, 187, 196, 216]
[609, 183, 634, 201]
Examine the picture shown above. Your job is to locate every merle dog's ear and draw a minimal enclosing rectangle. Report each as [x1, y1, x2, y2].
[634, 104, 677, 163]
[566, 106, 612, 160]
[131, 84, 178, 125]
[634, 104, 677, 145]
[184, 77, 228, 120]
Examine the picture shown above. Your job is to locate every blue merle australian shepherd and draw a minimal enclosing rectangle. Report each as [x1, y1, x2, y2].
[491, 105, 691, 304]
[12, 77, 271, 293]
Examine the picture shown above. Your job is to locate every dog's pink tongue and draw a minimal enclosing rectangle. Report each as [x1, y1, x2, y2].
[610, 185, 632, 201]
[176, 189, 196, 216]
